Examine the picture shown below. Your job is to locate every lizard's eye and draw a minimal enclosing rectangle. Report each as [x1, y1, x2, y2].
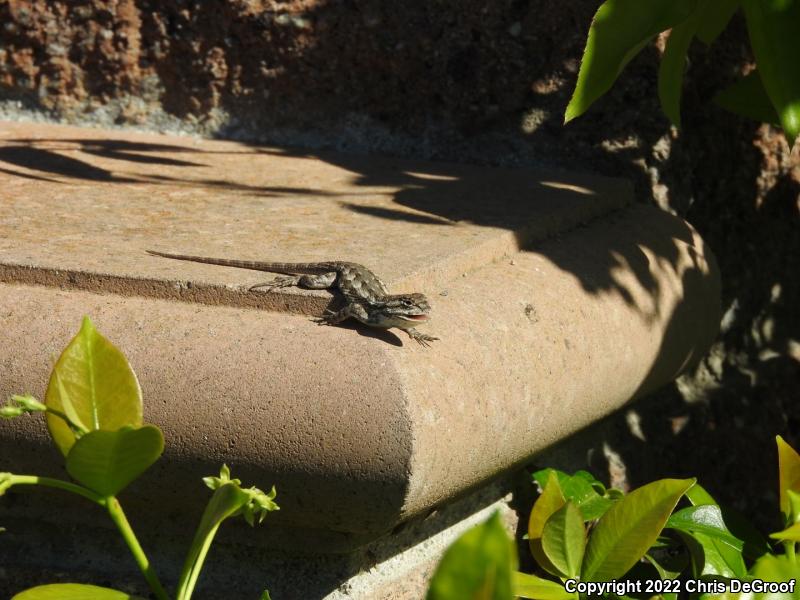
[402, 299, 412, 306]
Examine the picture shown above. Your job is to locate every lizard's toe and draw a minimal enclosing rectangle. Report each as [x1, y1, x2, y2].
[407, 328, 439, 347]
[312, 314, 335, 326]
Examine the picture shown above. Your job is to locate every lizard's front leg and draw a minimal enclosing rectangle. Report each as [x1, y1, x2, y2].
[251, 271, 337, 292]
[404, 327, 440, 347]
[314, 302, 370, 326]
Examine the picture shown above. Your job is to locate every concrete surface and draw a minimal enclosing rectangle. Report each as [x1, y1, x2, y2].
[0, 122, 720, 595]
[0, 121, 632, 304]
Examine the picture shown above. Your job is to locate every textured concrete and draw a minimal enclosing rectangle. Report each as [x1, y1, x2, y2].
[0, 121, 632, 305]
[0, 123, 720, 557]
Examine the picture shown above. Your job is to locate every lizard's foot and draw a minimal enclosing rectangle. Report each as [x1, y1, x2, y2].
[312, 309, 338, 326]
[405, 328, 439, 348]
[250, 275, 300, 292]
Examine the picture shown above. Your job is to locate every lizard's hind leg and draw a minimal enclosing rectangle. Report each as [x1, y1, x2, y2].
[250, 275, 301, 291]
[250, 271, 337, 292]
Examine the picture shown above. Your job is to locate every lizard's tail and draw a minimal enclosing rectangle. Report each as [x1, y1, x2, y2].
[145, 249, 277, 272]
[146, 250, 302, 275]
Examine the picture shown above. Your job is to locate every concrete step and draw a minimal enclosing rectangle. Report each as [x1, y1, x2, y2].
[0, 121, 721, 597]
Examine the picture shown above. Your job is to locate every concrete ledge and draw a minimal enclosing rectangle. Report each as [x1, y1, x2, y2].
[0, 122, 721, 555]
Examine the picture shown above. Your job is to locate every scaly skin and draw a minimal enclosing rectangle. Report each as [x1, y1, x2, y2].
[147, 250, 439, 346]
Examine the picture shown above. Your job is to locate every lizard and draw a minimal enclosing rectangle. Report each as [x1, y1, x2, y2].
[146, 250, 439, 347]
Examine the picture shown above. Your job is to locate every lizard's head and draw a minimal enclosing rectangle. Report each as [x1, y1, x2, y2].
[373, 293, 432, 329]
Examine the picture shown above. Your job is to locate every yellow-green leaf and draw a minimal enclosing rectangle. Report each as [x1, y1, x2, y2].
[541, 502, 586, 579]
[46, 317, 142, 456]
[582, 478, 695, 581]
[12, 583, 144, 600]
[66, 426, 164, 497]
[513, 571, 577, 600]
[426, 512, 516, 600]
[749, 554, 800, 600]
[770, 522, 800, 542]
[528, 471, 567, 577]
[777, 436, 800, 521]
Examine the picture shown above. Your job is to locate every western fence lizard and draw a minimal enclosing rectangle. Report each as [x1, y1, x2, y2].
[147, 250, 439, 346]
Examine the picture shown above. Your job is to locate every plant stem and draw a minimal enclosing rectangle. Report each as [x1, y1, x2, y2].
[45, 406, 89, 435]
[7, 475, 104, 504]
[7, 475, 171, 597]
[785, 541, 796, 563]
[176, 523, 220, 600]
[105, 497, 171, 600]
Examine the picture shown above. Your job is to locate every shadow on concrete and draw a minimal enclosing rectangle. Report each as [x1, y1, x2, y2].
[0, 145, 140, 182]
[0, 130, 694, 328]
[0, 137, 345, 197]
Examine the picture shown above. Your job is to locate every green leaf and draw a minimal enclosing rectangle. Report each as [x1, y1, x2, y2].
[426, 511, 516, 600]
[715, 70, 782, 125]
[677, 529, 747, 578]
[11, 583, 145, 599]
[750, 554, 800, 600]
[513, 571, 577, 600]
[565, 0, 699, 122]
[259, 591, 272, 600]
[711, 590, 745, 600]
[673, 499, 749, 579]
[46, 317, 143, 456]
[742, 0, 800, 145]
[787, 491, 800, 526]
[532, 469, 615, 521]
[240, 484, 279, 527]
[770, 522, 800, 542]
[667, 505, 746, 552]
[529, 472, 567, 577]
[659, 7, 702, 127]
[66, 426, 164, 497]
[685, 482, 719, 506]
[606, 488, 625, 500]
[683, 486, 770, 560]
[541, 503, 586, 579]
[532, 469, 606, 491]
[581, 478, 695, 581]
[670, 503, 770, 565]
[203, 463, 241, 490]
[777, 436, 800, 521]
[696, 0, 740, 44]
